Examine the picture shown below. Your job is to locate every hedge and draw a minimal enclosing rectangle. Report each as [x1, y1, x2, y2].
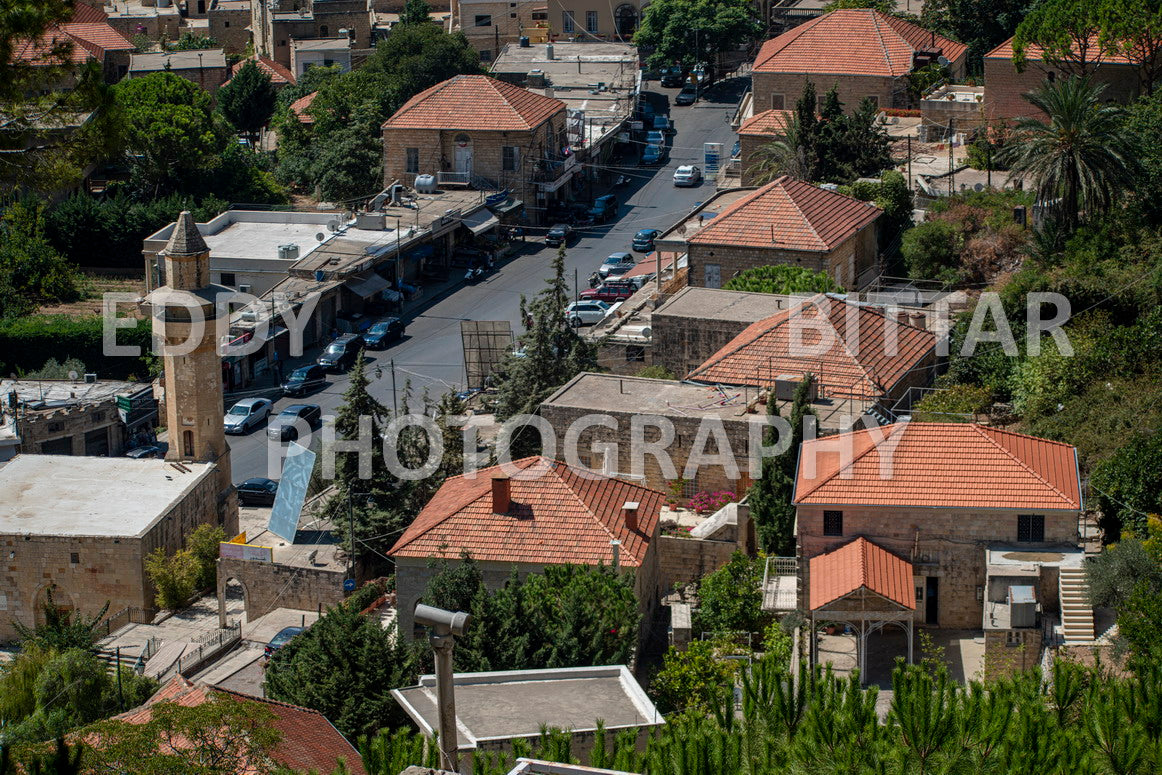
[0, 315, 155, 380]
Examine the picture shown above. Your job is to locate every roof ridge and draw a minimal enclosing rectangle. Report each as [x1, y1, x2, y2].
[783, 179, 827, 250]
[825, 301, 882, 396]
[555, 462, 655, 564]
[754, 14, 823, 69]
[686, 308, 793, 379]
[971, 425, 1076, 506]
[794, 423, 897, 501]
[867, 10, 896, 76]
[211, 684, 328, 715]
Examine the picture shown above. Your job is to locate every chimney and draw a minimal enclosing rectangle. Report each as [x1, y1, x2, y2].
[492, 474, 511, 514]
[622, 501, 639, 532]
[611, 539, 621, 570]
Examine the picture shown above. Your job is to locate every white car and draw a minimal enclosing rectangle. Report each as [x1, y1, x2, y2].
[598, 252, 636, 278]
[565, 300, 611, 327]
[224, 397, 273, 434]
[673, 165, 702, 187]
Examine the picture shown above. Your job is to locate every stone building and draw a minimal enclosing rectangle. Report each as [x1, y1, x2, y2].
[453, 0, 645, 60]
[737, 109, 793, 186]
[538, 372, 864, 497]
[680, 177, 882, 290]
[389, 457, 665, 640]
[793, 422, 1083, 631]
[0, 378, 157, 462]
[685, 293, 937, 407]
[128, 49, 230, 93]
[207, 0, 254, 54]
[381, 75, 569, 223]
[751, 9, 967, 113]
[251, 0, 372, 70]
[0, 455, 221, 642]
[983, 36, 1139, 121]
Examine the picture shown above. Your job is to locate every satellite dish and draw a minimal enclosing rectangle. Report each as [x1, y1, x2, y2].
[68, 371, 78, 381]
[974, 183, 984, 192]
[326, 220, 340, 232]
[937, 55, 950, 67]
[315, 232, 326, 242]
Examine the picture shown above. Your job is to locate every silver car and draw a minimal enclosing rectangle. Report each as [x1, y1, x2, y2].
[673, 165, 702, 187]
[224, 397, 273, 434]
[565, 300, 612, 327]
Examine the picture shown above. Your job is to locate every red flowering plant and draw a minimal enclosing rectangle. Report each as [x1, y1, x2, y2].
[687, 490, 737, 514]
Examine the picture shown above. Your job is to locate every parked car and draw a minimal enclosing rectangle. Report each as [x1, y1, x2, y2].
[731, 140, 741, 159]
[645, 130, 666, 146]
[545, 223, 573, 247]
[580, 279, 637, 303]
[282, 364, 327, 397]
[660, 66, 687, 88]
[675, 84, 698, 105]
[652, 114, 672, 133]
[266, 404, 322, 442]
[598, 252, 636, 278]
[223, 397, 273, 435]
[363, 318, 405, 349]
[565, 300, 612, 327]
[632, 228, 661, 252]
[236, 477, 279, 507]
[641, 144, 667, 165]
[125, 445, 162, 459]
[316, 334, 364, 372]
[673, 165, 703, 187]
[264, 626, 304, 658]
[588, 194, 619, 224]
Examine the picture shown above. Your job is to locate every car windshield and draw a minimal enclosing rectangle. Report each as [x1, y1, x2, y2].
[369, 323, 387, 333]
[288, 369, 310, 380]
[325, 344, 342, 354]
[228, 405, 249, 415]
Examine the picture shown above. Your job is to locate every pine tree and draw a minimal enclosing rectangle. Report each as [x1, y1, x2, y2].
[217, 59, 277, 144]
[748, 375, 816, 555]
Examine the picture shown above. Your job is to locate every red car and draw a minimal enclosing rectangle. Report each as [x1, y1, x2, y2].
[580, 281, 636, 303]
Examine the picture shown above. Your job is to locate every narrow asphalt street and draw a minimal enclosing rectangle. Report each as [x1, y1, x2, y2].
[227, 77, 749, 484]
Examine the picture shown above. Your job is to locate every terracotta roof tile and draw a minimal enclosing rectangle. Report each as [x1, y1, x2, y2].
[71, 4, 108, 23]
[687, 294, 934, 399]
[61, 22, 134, 56]
[738, 109, 794, 137]
[389, 457, 663, 567]
[794, 422, 1082, 510]
[686, 176, 881, 252]
[229, 54, 296, 86]
[985, 34, 1134, 65]
[809, 537, 914, 610]
[754, 9, 967, 78]
[290, 91, 318, 123]
[111, 677, 365, 775]
[12, 28, 92, 66]
[382, 74, 564, 131]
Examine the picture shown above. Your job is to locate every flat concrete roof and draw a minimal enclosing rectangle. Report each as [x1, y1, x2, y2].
[391, 666, 662, 749]
[106, 0, 180, 18]
[0, 455, 215, 538]
[543, 372, 866, 432]
[1, 379, 150, 408]
[656, 188, 756, 246]
[291, 38, 352, 52]
[130, 50, 228, 72]
[653, 287, 794, 322]
[493, 42, 638, 90]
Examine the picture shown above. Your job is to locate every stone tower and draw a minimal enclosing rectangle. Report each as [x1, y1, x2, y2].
[150, 211, 237, 527]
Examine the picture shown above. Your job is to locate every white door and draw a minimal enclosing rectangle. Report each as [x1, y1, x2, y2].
[454, 137, 473, 175]
[704, 263, 721, 288]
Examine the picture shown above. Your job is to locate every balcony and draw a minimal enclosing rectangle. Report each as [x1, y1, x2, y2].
[533, 153, 578, 191]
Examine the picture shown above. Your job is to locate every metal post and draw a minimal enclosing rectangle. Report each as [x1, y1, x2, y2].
[948, 117, 955, 196]
[347, 492, 355, 581]
[906, 136, 912, 190]
[390, 359, 398, 414]
[986, 142, 992, 189]
[432, 632, 459, 771]
[574, 267, 579, 301]
[116, 647, 124, 710]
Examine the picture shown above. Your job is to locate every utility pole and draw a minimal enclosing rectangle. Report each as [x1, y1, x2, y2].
[906, 136, 912, 191]
[390, 358, 398, 413]
[948, 117, 955, 196]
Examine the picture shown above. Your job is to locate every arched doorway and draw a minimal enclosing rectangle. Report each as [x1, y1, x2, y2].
[453, 133, 473, 176]
[217, 577, 248, 628]
[615, 4, 638, 37]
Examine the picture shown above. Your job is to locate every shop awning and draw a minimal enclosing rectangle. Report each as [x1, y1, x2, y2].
[461, 208, 500, 235]
[345, 271, 391, 299]
[491, 198, 524, 216]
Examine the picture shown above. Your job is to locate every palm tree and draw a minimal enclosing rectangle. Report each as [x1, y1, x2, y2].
[747, 112, 815, 184]
[998, 77, 1140, 231]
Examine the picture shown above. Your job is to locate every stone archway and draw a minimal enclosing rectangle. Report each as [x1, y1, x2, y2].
[615, 4, 638, 37]
[33, 583, 77, 627]
[217, 576, 248, 629]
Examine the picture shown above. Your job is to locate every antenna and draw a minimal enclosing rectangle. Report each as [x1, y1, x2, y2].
[315, 232, 325, 242]
[326, 220, 340, 232]
[68, 371, 78, 381]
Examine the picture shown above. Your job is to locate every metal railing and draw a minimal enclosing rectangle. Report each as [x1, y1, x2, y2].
[171, 621, 242, 678]
[101, 606, 158, 638]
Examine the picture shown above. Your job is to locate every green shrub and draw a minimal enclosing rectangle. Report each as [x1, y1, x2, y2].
[695, 552, 765, 635]
[0, 315, 153, 379]
[1091, 433, 1162, 538]
[634, 365, 676, 380]
[144, 547, 199, 609]
[722, 265, 842, 295]
[911, 384, 992, 422]
[649, 640, 739, 715]
[901, 219, 963, 282]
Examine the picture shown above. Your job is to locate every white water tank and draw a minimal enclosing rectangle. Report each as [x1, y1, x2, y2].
[414, 174, 437, 193]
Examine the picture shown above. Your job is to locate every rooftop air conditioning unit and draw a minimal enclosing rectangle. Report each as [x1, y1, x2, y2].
[238, 284, 252, 294]
[774, 375, 815, 401]
[1007, 585, 1037, 628]
[84, 373, 98, 384]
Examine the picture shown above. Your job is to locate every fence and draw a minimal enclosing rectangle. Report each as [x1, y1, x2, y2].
[171, 621, 243, 679]
[101, 606, 158, 638]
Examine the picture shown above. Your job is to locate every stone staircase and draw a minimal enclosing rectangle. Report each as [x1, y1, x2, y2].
[1059, 566, 1095, 643]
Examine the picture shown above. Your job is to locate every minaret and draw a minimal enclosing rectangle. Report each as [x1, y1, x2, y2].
[150, 211, 237, 527]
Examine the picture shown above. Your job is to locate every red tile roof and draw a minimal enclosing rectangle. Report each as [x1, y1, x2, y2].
[71, 3, 109, 23]
[686, 176, 881, 252]
[290, 91, 318, 123]
[12, 22, 131, 65]
[809, 537, 914, 610]
[985, 35, 1134, 65]
[794, 422, 1082, 511]
[738, 109, 795, 137]
[754, 9, 967, 78]
[229, 54, 297, 86]
[390, 457, 663, 567]
[382, 74, 564, 131]
[686, 294, 935, 399]
[61, 22, 134, 57]
[12, 29, 92, 66]
[112, 677, 366, 775]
